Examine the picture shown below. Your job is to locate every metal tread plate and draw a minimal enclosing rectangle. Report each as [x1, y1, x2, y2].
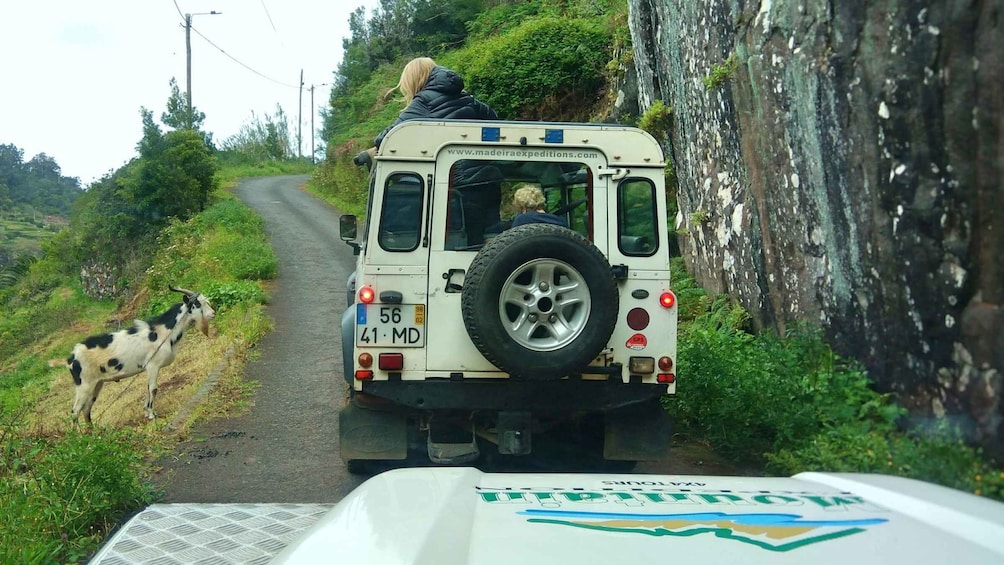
[89, 503, 333, 564]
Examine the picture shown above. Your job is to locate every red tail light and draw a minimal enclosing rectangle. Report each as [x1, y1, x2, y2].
[659, 292, 676, 309]
[379, 353, 404, 371]
[658, 357, 673, 371]
[355, 370, 374, 380]
[657, 373, 676, 383]
[359, 286, 375, 304]
[358, 353, 373, 368]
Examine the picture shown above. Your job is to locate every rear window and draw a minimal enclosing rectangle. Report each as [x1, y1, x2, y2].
[445, 159, 593, 250]
[378, 173, 424, 252]
[617, 179, 658, 256]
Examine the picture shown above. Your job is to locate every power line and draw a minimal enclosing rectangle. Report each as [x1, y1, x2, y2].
[171, 0, 186, 24]
[189, 25, 300, 89]
[259, 0, 278, 33]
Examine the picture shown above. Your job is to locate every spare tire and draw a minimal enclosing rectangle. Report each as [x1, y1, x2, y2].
[461, 224, 618, 379]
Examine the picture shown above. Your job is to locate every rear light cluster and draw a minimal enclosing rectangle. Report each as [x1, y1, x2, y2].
[630, 356, 674, 376]
[356, 352, 405, 380]
[625, 290, 676, 383]
[658, 356, 674, 383]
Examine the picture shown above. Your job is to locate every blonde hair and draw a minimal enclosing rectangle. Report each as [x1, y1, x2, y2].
[388, 57, 437, 101]
[513, 185, 545, 212]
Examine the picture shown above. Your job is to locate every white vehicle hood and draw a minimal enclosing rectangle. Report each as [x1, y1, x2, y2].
[272, 467, 1004, 564]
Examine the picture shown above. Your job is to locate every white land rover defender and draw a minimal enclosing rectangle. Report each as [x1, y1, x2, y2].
[338, 120, 678, 469]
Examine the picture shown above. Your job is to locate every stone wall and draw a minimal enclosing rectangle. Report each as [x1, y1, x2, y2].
[629, 0, 1002, 447]
[80, 261, 120, 300]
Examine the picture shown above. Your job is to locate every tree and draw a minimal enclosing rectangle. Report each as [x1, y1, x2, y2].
[220, 105, 294, 161]
[25, 153, 62, 180]
[0, 182, 12, 215]
[0, 143, 82, 216]
[161, 77, 206, 131]
[130, 108, 215, 222]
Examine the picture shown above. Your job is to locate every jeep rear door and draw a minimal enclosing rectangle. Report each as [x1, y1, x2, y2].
[425, 147, 610, 375]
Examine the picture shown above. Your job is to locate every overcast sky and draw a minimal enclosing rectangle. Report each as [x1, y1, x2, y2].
[1, 0, 378, 186]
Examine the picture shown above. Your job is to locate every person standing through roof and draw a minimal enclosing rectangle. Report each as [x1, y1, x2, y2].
[374, 57, 502, 245]
[511, 185, 569, 228]
[374, 57, 498, 148]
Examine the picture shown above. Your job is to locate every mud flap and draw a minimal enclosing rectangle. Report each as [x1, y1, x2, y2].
[603, 399, 673, 461]
[339, 403, 407, 461]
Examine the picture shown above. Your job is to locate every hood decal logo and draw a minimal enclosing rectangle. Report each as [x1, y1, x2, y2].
[517, 509, 888, 552]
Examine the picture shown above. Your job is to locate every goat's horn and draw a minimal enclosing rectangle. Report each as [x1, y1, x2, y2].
[169, 285, 196, 297]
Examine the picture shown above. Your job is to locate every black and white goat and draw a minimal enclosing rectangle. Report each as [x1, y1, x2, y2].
[55, 286, 216, 423]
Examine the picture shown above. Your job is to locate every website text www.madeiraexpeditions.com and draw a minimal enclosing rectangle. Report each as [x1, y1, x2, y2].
[445, 147, 601, 160]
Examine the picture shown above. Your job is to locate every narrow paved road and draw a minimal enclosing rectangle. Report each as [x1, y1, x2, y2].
[156, 175, 364, 503]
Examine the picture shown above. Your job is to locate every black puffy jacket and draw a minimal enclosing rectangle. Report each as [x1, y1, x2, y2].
[374, 66, 498, 149]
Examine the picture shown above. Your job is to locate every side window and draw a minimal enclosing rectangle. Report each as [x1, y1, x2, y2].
[618, 179, 658, 256]
[378, 173, 424, 252]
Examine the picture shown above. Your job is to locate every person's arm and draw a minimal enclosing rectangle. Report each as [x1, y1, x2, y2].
[475, 99, 499, 120]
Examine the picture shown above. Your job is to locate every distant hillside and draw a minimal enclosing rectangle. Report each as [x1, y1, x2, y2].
[0, 142, 83, 218]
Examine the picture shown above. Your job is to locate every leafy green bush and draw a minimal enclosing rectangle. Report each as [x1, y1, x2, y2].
[1, 410, 160, 564]
[767, 422, 1004, 500]
[191, 197, 267, 233]
[702, 53, 740, 91]
[204, 281, 268, 311]
[144, 199, 276, 315]
[307, 146, 372, 217]
[455, 17, 612, 120]
[637, 100, 673, 141]
[668, 300, 905, 463]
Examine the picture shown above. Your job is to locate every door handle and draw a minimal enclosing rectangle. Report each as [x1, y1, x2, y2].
[443, 269, 465, 293]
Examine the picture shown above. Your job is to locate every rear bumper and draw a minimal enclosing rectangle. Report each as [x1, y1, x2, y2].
[360, 379, 667, 411]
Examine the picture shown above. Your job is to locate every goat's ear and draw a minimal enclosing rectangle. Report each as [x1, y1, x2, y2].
[182, 294, 191, 305]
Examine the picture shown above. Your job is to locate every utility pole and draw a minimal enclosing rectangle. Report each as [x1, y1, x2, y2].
[310, 85, 315, 163]
[309, 83, 329, 163]
[297, 69, 304, 159]
[185, 14, 192, 122]
[184, 11, 221, 125]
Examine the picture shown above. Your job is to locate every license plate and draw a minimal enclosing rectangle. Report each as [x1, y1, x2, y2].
[356, 304, 425, 347]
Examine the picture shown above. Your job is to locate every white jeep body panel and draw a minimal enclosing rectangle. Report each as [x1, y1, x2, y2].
[90, 469, 1004, 565]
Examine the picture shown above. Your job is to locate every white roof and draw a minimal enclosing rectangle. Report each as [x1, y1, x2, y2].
[272, 467, 1004, 564]
[377, 120, 666, 166]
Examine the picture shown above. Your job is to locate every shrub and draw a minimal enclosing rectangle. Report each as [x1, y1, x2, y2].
[0, 410, 159, 564]
[143, 199, 276, 315]
[204, 281, 268, 311]
[667, 298, 904, 464]
[637, 100, 672, 141]
[702, 53, 740, 91]
[766, 422, 1004, 500]
[455, 17, 612, 120]
[307, 145, 372, 217]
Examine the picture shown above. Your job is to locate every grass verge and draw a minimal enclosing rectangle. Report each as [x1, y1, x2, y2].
[1, 185, 278, 562]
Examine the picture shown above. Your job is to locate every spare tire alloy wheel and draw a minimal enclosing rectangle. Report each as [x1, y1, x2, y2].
[499, 258, 590, 351]
[462, 224, 618, 379]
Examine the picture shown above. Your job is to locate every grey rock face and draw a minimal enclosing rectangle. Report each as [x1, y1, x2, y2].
[629, 0, 1002, 447]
